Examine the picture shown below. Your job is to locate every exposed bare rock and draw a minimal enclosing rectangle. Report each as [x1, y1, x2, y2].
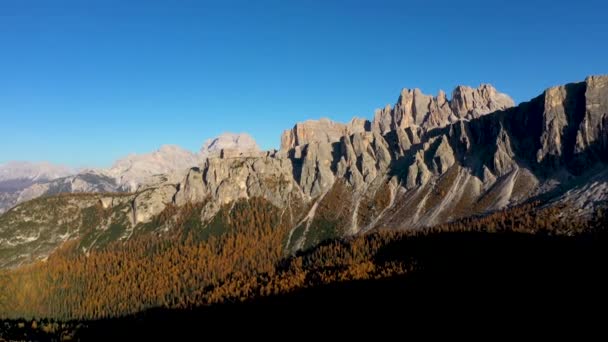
[429, 135, 455, 174]
[1, 133, 265, 213]
[372, 105, 393, 136]
[336, 137, 365, 189]
[451, 84, 515, 119]
[200, 132, 261, 158]
[535, 75, 608, 170]
[333, 131, 391, 191]
[280, 117, 370, 150]
[373, 84, 514, 134]
[392, 88, 438, 128]
[575, 75, 608, 157]
[132, 184, 177, 224]
[108, 145, 201, 192]
[219, 148, 264, 158]
[393, 128, 413, 155]
[174, 168, 205, 206]
[406, 150, 431, 189]
[536, 84, 574, 165]
[482, 165, 497, 187]
[493, 126, 516, 175]
[99, 197, 114, 209]
[555, 167, 608, 217]
[448, 120, 473, 155]
[299, 141, 336, 198]
[14, 183, 50, 205]
[139, 156, 303, 224]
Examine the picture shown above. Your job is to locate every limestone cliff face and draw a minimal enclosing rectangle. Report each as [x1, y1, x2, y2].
[451, 84, 515, 119]
[277, 76, 604, 244]
[280, 118, 370, 151]
[281, 84, 513, 151]
[200, 132, 261, 158]
[536, 76, 608, 170]
[178, 157, 299, 204]
[576, 76, 608, 157]
[373, 84, 514, 134]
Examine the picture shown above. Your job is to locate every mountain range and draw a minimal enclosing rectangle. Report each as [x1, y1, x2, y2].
[0, 133, 260, 214]
[0, 75, 606, 269]
[0, 162, 74, 215]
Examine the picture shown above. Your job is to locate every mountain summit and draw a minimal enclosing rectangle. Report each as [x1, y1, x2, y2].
[373, 83, 514, 134]
[200, 132, 261, 158]
[107, 145, 201, 191]
[280, 83, 514, 151]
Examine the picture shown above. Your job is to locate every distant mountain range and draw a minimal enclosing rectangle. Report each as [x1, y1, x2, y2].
[0, 161, 74, 215]
[0, 133, 260, 214]
[0, 75, 607, 268]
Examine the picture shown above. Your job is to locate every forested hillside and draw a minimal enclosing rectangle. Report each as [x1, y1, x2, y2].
[1, 200, 604, 322]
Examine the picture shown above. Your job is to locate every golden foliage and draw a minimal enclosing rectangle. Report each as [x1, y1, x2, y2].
[0, 199, 604, 321]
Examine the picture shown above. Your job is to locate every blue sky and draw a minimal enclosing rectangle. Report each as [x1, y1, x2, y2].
[1, 0, 607, 167]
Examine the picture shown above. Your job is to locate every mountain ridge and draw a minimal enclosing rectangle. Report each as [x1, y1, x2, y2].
[0, 75, 606, 268]
[0, 133, 261, 213]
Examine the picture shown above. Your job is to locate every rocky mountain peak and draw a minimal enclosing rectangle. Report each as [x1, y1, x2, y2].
[280, 117, 370, 151]
[284, 84, 514, 148]
[373, 83, 514, 134]
[450, 83, 515, 119]
[0, 161, 73, 183]
[200, 132, 260, 158]
[107, 145, 201, 191]
[536, 75, 608, 169]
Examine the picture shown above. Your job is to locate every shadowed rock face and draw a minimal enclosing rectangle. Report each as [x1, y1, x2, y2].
[2, 76, 607, 267]
[535, 76, 608, 171]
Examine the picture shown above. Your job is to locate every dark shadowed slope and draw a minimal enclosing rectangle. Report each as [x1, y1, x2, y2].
[2, 226, 606, 340]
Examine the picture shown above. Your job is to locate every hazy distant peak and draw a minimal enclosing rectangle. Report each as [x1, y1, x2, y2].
[200, 132, 260, 156]
[106, 145, 200, 191]
[0, 161, 73, 182]
[157, 144, 191, 154]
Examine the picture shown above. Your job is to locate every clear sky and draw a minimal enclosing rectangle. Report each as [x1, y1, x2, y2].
[1, 0, 607, 167]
